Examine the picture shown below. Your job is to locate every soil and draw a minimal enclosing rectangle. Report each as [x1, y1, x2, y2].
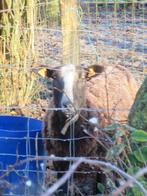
[35, 6, 146, 80]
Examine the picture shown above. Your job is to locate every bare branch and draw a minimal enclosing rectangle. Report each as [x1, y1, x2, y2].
[40, 156, 147, 196]
[112, 167, 147, 196]
[42, 158, 83, 196]
[0, 156, 146, 195]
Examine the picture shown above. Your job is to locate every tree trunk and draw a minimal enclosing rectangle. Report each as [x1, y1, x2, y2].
[128, 76, 147, 130]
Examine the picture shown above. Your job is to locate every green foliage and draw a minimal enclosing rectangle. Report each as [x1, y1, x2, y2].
[131, 130, 147, 142]
[106, 143, 126, 160]
[38, 0, 60, 25]
[126, 186, 143, 196]
[103, 123, 147, 194]
[128, 77, 147, 131]
[48, 0, 59, 18]
[104, 123, 120, 131]
[97, 183, 105, 194]
[133, 146, 147, 163]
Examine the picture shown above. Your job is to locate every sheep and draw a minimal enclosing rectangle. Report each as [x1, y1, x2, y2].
[42, 64, 138, 195]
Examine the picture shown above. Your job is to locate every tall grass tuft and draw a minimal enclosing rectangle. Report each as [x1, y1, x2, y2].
[0, 0, 41, 114]
[37, 0, 60, 26]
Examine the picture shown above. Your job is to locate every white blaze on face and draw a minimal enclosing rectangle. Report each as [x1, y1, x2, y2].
[61, 64, 76, 104]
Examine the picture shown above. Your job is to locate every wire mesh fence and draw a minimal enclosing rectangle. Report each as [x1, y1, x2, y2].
[0, 0, 146, 195]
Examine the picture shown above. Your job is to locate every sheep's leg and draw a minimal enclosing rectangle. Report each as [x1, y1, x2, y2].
[54, 161, 69, 196]
[57, 172, 68, 196]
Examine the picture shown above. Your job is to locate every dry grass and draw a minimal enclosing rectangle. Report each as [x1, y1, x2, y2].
[0, 0, 42, 115]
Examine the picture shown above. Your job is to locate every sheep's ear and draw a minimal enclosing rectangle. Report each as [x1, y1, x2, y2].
[86, 64, 104, 80]
[38, 68, 47, 77]
[38, 68, 54, 78]
[45, 69, 54, 78]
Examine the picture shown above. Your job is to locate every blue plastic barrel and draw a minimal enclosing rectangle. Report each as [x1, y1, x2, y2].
[0, 115, 44, 195]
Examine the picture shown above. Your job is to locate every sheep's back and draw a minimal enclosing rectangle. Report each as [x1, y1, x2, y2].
[86, 65, 138, 127]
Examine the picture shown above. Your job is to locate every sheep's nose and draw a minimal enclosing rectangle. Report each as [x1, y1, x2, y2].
[60, 95, 75, 117]
[60, 95, 71, 109]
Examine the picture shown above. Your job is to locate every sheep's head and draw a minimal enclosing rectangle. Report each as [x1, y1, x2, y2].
[38, 64, 104, 117]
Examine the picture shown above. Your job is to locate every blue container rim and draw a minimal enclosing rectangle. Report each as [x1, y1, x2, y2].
[0, 115, 43, 132]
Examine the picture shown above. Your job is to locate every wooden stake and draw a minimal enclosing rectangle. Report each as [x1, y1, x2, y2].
[60, 0, 80, 66]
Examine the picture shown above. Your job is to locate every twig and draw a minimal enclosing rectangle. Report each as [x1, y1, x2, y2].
[104, 68, 111, 123]
[40, 156, 147, 196]
[61, 113, 79, 135]
[112, 167, 147, 196]
[42, 159, 83, 196]
[73, 183, 85, 196]
[0, 156, 146, 195]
